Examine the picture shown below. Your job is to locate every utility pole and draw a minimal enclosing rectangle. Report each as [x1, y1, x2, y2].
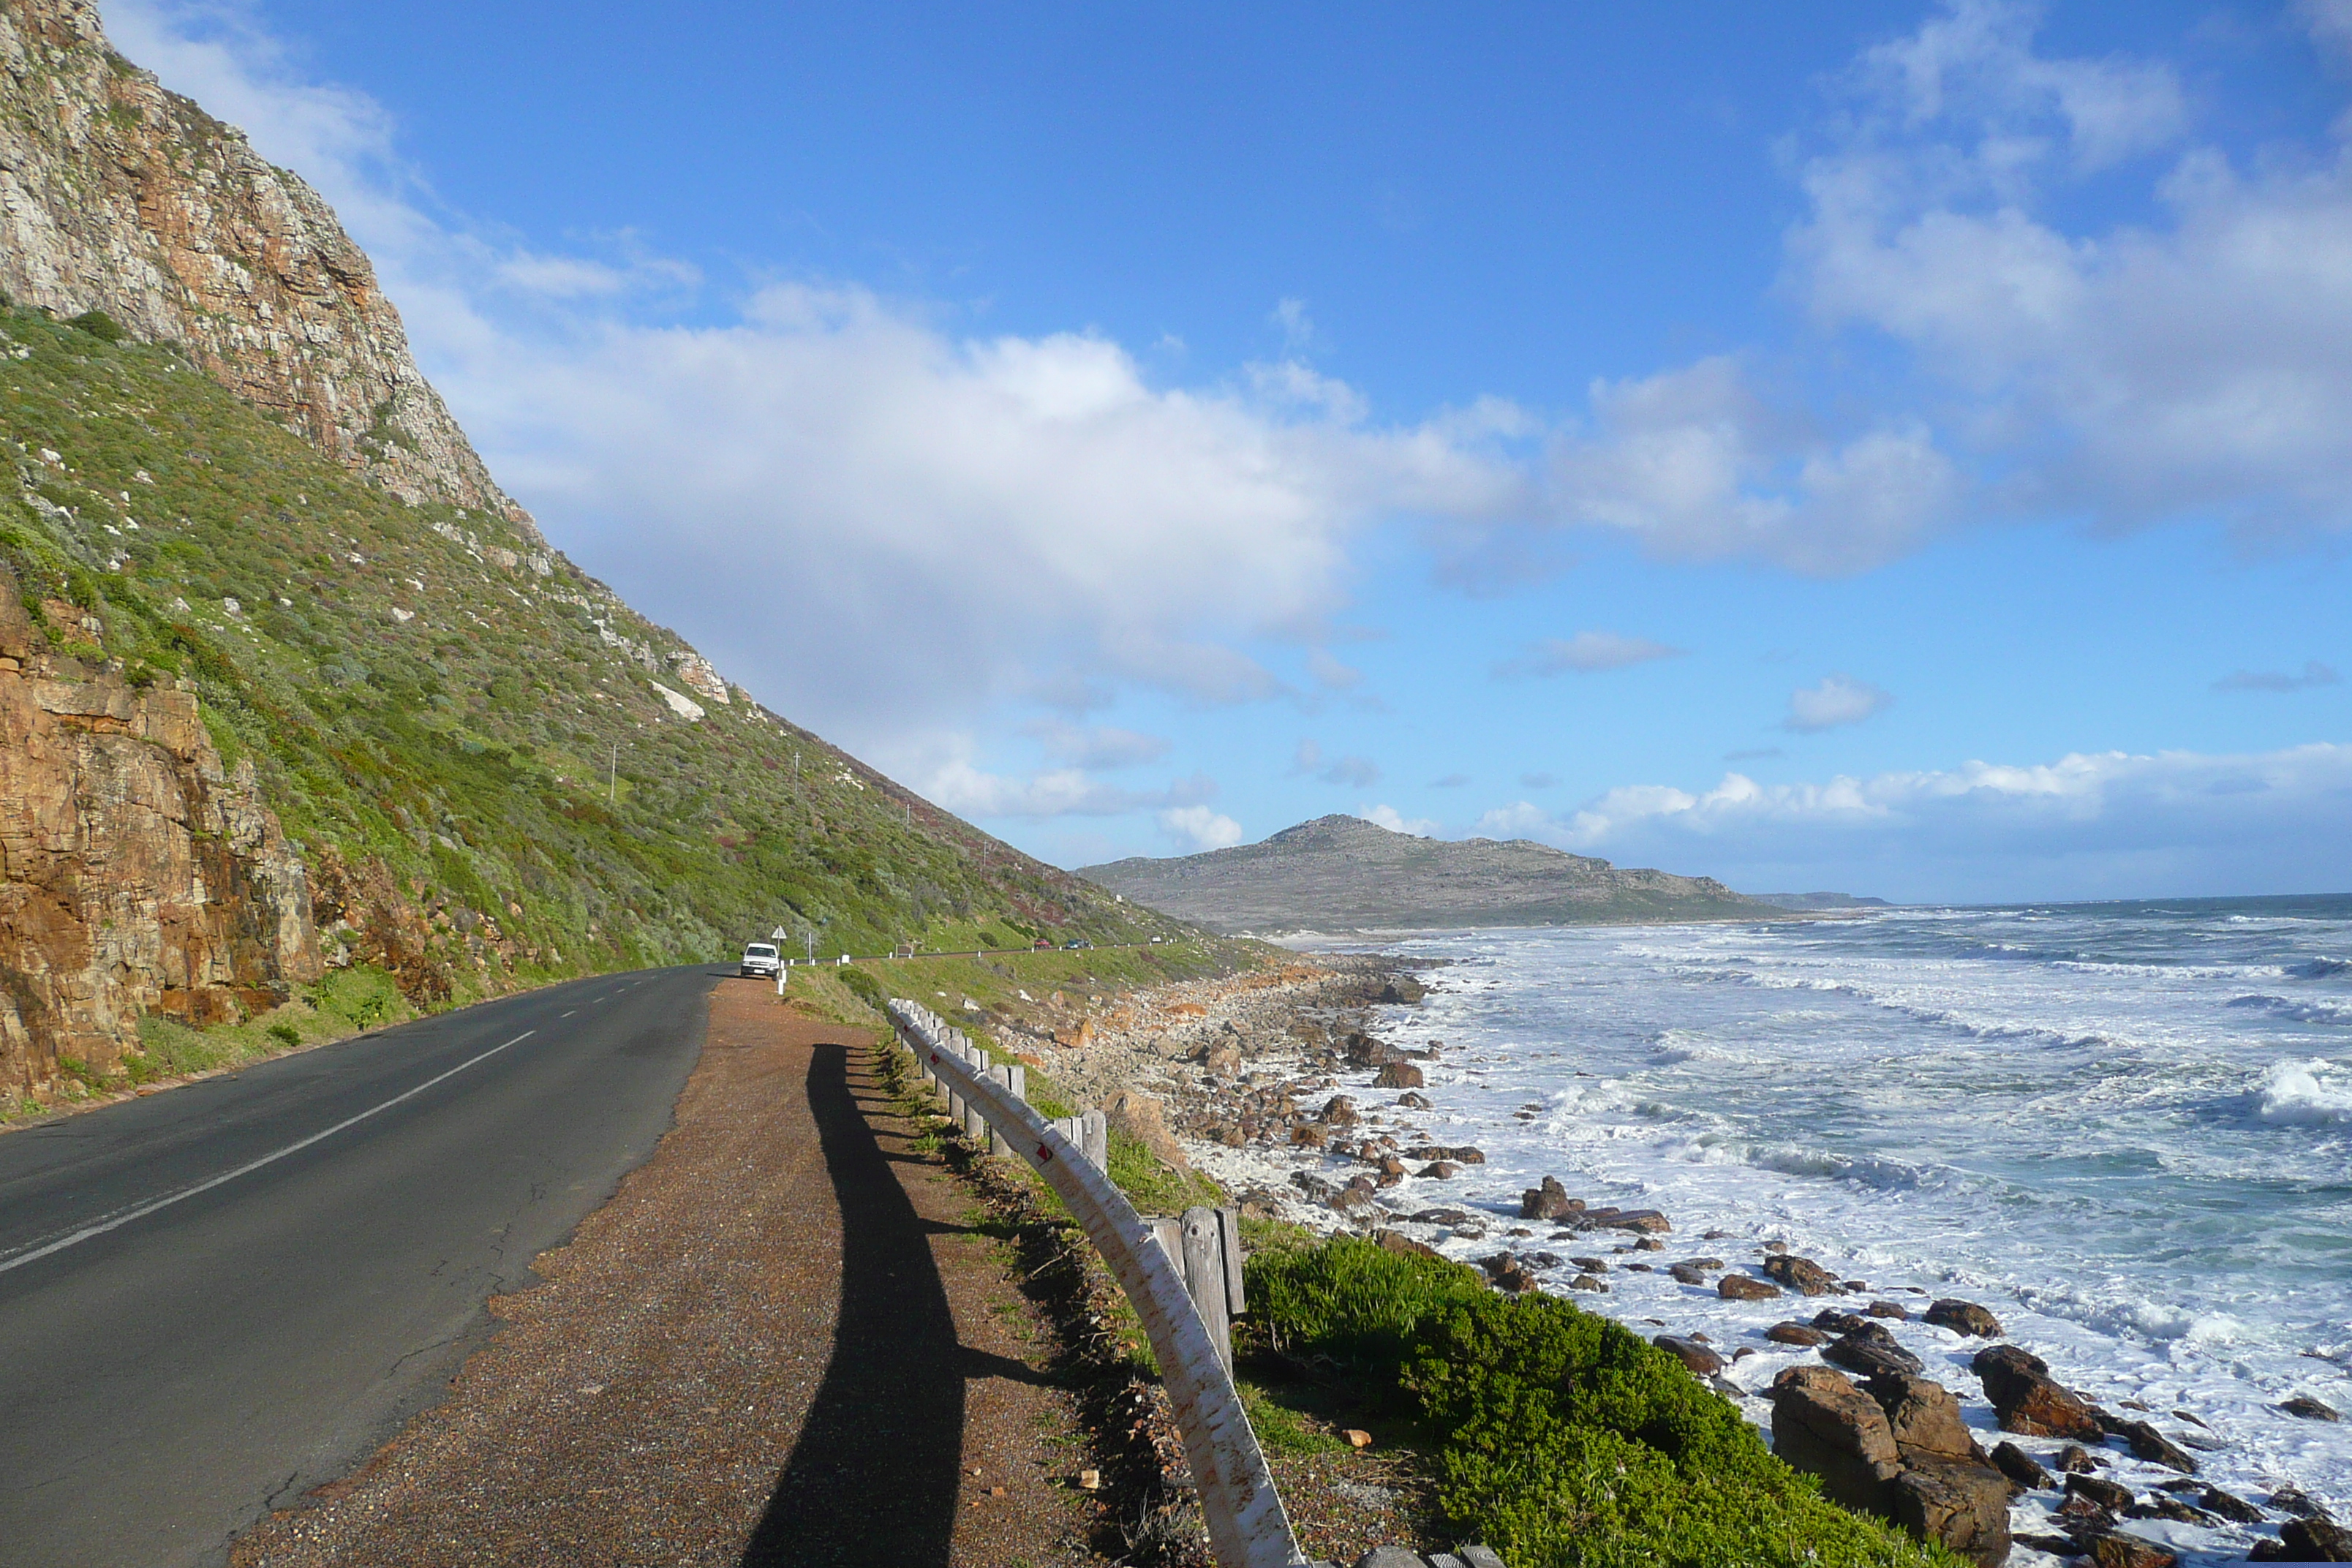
[608, 740, 618, 805]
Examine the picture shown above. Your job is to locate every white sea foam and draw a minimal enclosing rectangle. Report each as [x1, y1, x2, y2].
[2256, 1058, 2352, 1125]
[1324, 899, 2352, 1528]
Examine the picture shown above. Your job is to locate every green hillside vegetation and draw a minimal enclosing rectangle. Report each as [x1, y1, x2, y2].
[0, 301, 1188, 1009]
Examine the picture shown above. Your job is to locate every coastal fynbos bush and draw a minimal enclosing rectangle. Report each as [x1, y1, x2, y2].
[1245, 1240, 1956, 1568]
[1245, 1235, 1489, 1372]
[835, 965, 887, 1014]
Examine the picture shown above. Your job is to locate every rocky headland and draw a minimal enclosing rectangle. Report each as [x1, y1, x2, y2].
[1077, 813, 1800, 935]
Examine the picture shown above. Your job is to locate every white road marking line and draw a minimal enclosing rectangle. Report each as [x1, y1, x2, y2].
[562, 1009, 576, 1017]
[0, 1030, 538, 1275]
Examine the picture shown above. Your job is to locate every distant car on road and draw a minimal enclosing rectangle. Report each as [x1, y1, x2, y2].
[1032, 938, 1053, 950]
[739, 942, 781, 979]
[1063, 938, 1092, 950]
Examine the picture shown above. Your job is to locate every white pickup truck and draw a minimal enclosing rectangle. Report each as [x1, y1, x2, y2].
[739, 942, 782, 979]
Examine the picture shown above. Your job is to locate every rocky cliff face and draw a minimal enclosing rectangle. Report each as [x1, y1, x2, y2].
[0, 0, 535, 535]
[0, 567, 319, 1097]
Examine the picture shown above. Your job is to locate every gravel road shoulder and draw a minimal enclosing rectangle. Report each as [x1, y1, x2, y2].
[231, 976, 1109, 1567]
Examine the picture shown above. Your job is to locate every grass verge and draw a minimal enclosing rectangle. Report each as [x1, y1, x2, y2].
[4, 964, 417, 1124]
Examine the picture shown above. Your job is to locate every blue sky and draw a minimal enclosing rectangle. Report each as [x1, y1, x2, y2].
[109, 1, 2352, 902]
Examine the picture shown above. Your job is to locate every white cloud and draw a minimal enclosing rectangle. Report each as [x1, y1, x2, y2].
[1020, 720, 1172, 769]
[1360, 804, 1439, 837]
[1854, 0, 2186, 175]
[1545, 357, 1962, 575]
[1272, 297, 1317, 355]
[1158, 805, 1244, 851]
[2305, 0, 2352, 67]
[104, 1, 1532, 777]
[1308, 649, 1364, 690]
[2213, 660, 2342, 693]
[1498, 630, 1686, 676]
[1787, 0, 2352, 549]
[1474, 742, 2352, 902]
[1290, 739, 1381, 788]
[1784, 673, 1895, 732]
[922, 757, 1216, 819]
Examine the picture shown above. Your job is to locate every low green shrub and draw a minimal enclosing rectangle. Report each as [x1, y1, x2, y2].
[1244, 1235, 1489, 1373]
[310, 966, 412, 1031]
[835, 965, 886, 1014]
[1243, 1240, 1956, 1568]
[1103, 1123, 1226, 1216]
[135, 1012, 234, 1077]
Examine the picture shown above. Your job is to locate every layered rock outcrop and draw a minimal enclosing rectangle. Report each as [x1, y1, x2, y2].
[0, 0, 535, 532]
[0, 570, 318, 1096]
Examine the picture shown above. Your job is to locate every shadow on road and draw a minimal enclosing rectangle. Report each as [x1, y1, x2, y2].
[741, 1044, 962, 1566]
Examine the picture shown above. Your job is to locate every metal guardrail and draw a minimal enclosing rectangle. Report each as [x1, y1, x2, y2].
[886, 999, 1308, 1568]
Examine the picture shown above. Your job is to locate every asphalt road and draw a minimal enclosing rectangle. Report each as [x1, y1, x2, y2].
[0, 964, 720, 1568]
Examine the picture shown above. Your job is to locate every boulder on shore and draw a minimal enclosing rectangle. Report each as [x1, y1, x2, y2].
[1763, 1254, 1842, 1296]
[1654, 1334, 1723, 1376]
[1520, 1176, 1580, 1221]
[1765, 1321, 1830, 1346]
[1374, 1061, 1425, 1089]
[1866, 1373, 1982, 1465]
[1719, 1274, 1781, 1301]
[2252, 1515, 2352, 1561]
[1972, 1344, 2106, 1441]
[1824, 1323, 1925, 1379]
[1990, 1441, 2050, 1490]
[1891, 1458, 2014, 1568]
[1924, 1299, 2004, 1338]
[2084, 1529, 2179, 1568]
[1770, 1365, 1902, 1513]
[1104, 1089, 1189, 1170]
[2112, 1417, 2198, 1474]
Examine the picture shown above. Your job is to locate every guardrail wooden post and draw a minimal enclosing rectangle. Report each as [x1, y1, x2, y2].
[886, 1000, 1305, 1568]
[1082, 1107, 1107, 1169]
[987, 1064, 1014, 1157]
[959, 1039, 987, 1143]
[1180, 1207, 1232, 1369]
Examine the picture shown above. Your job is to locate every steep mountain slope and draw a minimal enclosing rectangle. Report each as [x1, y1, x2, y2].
[1078, 813, 1788, 932]
[0, 0, 1196, 1104]
[0, 0, 519, 521]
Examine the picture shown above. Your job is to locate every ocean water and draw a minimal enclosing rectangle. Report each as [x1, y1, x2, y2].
[1331, 897, 2352, 1548]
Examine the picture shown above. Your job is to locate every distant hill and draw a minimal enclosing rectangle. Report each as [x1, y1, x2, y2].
[1748, 892, 1893, 911]
[1077, 814, 1790, 934]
